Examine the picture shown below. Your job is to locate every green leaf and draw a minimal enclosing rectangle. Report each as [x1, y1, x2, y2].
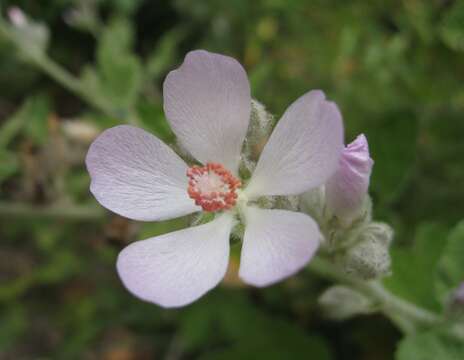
[138, 217, 188, 239]
[0, 95, 49, 147]
[384, 223, 448, 311]
[0, 305, 26, 352]
[396, 331, 464, 360]
[0, 150, 19, 183]
[435, 221, 464, 306]
[200, 335, 331, 360]
[367, 111, 418, 205]
[98, 16, 135, 55]
[145, 28, 187, 80]
[137, 101, 174, 142]
[95, 17, 142, 110]
[440, 1, 464, 52]
[180, 292, 332, 359]
[22, 95, 50, 145]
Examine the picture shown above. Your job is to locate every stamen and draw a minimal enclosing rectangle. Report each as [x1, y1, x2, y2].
[187, 163, 241, 212]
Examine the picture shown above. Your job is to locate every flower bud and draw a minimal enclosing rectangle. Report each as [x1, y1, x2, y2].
[318, 285, 373, 320]
[8, 7, 27, 27]
[240, 99, 274, 176]
[338, 222, 393, 280]
[326, 134, 373, 225]
[61, 120, 100, 144]
[445, 283, 464, 320]
[453, 283, 464, 305]
[7, 7, 49, 56]
[300, 186, 326, 224]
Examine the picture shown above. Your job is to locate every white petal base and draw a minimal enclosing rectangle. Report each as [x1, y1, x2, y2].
[117, 214, 234, 308]
[239, 207, 321, 287]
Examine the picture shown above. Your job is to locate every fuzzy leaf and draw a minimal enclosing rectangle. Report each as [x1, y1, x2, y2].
[435, 221, 464, 306]
[396, 331, 464, 360]
[384, 223, 448, 311]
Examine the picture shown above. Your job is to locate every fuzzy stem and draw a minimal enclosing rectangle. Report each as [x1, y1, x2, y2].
[0, 21, 139, 126]
[0, 202, 105, 221]
[309, 256, 464, 340]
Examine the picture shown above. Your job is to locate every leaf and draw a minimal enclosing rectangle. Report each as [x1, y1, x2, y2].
[435, 221, 464, 306]
[0, 305, 26, 352]
[22, 95, 50, 145]
[145, 28, 187, 80]
[200, 335, 331, 360]
[367, 111, 418, 205]
[180, 292, 332, 359]
[396, 331, 464, 360]
[384, 223, 448, 311]
[94, 17, 142, 110]
[98, 16, 135, 55]
[0, 95, 49, 147]
[440, 1, 464, 52]
[136, 100, 174, 142]
[318, 285, 374, 320]
[0, 150, 19, 183]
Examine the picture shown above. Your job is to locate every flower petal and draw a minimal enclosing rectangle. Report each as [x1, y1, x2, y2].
[163, 50, 251, 174]
[245, 90, 344, 198]
[239, 207, 320, 287]
[86, 125, 200, 221]
[117, 214, 234, 308]
[326, 134, 374, 223]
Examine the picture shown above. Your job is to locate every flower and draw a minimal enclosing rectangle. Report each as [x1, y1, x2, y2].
[86, 50, 344, 307]
[7, 6, 27, 27]
[325, 134, 373, 224]
[453, 283, 464, 305]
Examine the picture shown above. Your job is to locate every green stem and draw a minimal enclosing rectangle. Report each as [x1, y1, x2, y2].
[27, 50, 116, 118]
[0, 201, 105, 221]
[309, 257, 464, 340]
[0, 21, 139, 125]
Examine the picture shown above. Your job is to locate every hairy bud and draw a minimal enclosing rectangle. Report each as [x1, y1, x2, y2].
[445, 283, 464, 320]
[338, 222, 393, 280]
[300, 186, 326, 224]
[326, 134, 373, 226]
[318, 285, 373, 320]
[240, 100, 274, 176]
[453, 283, 464, 305]
[7, 6, 50, 56]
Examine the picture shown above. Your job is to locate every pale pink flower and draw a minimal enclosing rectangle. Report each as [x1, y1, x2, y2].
[453, 282, 464, 305]
[7, 6, 27, 27]
[326, 134, 373, 223]
[86, 50, 344, 307]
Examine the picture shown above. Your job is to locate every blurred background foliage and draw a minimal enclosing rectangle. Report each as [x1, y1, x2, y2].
[0, 0, 464, 359]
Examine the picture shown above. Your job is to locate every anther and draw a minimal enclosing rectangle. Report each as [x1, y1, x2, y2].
[187, 162, 241, 212]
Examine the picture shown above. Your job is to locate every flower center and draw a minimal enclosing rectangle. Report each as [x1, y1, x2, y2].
[187, 163, 241, 212]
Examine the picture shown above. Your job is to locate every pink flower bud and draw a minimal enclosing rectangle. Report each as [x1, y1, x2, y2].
[453, 283, 464, 305]
[326, 134, 373, 223]
[7, 6, 27, 27]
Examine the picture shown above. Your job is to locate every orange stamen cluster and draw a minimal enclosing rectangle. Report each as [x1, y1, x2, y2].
[187, 162, 241, 212]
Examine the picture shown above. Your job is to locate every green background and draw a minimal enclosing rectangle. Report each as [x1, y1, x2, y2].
[1, 0, 464, 359]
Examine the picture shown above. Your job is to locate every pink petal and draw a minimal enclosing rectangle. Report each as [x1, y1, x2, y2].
[86, 125, 200, 221]
[163, 50, 251, 174]
[239, 207, 321, 287]
[117, 214, 234, 308]
[326, 134, 373, 222]
[245, 90, 344, 198]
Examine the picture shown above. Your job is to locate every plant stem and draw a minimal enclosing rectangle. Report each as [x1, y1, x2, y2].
[309, 256, 464, 341]
[0, 21, 140, 125]
[0, 201, 105, 221]
[28, 50, 117, 118]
